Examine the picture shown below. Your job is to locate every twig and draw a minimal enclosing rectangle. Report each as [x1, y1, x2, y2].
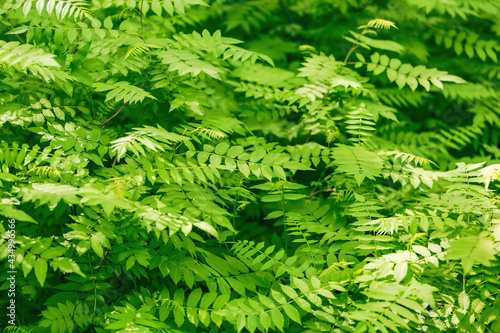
[170, 142, 184, 162]
[99, 102, 128, 127]
[340, 26, 369, 73]
[307, 187, 335, 199]
[99, 79, 148, 128]
[0, 19, 24, 43]
[72, 36, 85, 54]
[72, 250, 109, 320]
[140, 0, 144, 37]
[72, 17, 88, 54]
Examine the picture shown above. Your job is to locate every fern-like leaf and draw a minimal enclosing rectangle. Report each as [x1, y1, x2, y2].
[0, 41, 62, 81]
[319, 261, 354, 278]
[22, 0, 91, 21]
[156, 49, 224, 80]
[385, 151, 437, 167]
[366, 19, 398, 30]
[331, 144, 383, 185]
[110, 125, 189, 161]
[93, 81, 156, 104]
[344, 106, 376, 143]
[356, 52, 466, 91]
[479, 164, 500, 190]
[125, 43, 160, 59]
[188, 127, 226, 140]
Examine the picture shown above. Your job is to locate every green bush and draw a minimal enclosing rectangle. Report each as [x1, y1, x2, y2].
[1, 0, 500, 332]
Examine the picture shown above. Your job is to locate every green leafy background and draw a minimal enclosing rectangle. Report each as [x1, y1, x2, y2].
[1, 0, 500, 332]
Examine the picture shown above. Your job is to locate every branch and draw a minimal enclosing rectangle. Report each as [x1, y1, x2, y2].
[307, 187, 335, 199]
[99, 102, 128, 127]
[305, 130, 312, 143]
[140, 0, 144, 38]
[99, 78, 149, 128]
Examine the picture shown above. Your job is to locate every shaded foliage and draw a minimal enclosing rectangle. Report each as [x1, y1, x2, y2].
[1, 0, 500, 332]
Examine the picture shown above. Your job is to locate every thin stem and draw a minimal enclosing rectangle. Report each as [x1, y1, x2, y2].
[140, 0, 144, 38]
[340, 27, 368, 73]
[99, 102, 128, 127]
[99, 78, 149, 127]
[72, 250, 109, 320]
[342, 45, 359, 69]
[307, 187, 335, 199]
[232, 189, 240, 242]
[0, 20, 24, 43]
[281, 186, 288, 251]
[72, 16, 87, 54]
[170, 142, 184, 162]
[79, 82, 95, 119]
[305, 130, 311, 143]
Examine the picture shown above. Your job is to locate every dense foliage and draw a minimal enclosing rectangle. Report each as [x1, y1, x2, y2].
[1, 0, 500, 332]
